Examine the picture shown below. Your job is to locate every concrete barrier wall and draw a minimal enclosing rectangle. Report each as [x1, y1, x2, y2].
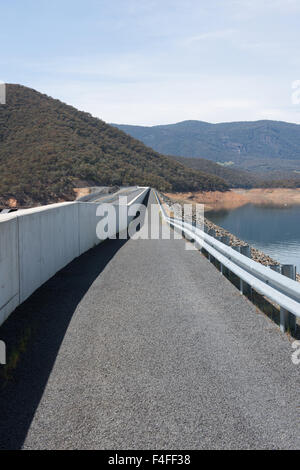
[17, 203, 80, 303]
[0, 215, 19, 325]
[78, 201, 103, 255]
[78, 189, 148, 254]
[0, 188, 149, 327]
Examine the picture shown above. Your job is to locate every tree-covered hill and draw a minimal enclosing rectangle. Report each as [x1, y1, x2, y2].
[0, 85, 229, 206]
[113, 120, 300, 173]
[170, 155, 258, 188]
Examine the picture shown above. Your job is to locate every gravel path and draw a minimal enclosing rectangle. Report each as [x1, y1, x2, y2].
[0, 191, 299, 450]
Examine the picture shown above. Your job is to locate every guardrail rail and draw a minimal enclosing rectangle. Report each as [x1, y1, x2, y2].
[154, 190, 300, 334]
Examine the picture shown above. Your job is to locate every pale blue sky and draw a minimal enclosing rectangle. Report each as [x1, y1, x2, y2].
[1, 0, 300, 125]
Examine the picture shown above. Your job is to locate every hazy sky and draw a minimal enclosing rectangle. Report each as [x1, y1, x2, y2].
[1, 0, 300, 125]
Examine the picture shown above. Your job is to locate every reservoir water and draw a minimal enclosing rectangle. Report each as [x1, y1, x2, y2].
[205, 203, 300, 274]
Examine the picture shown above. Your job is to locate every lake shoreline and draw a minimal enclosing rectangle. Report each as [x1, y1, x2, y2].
[165, 188, 300, 212]
[160, 191, 300, 280]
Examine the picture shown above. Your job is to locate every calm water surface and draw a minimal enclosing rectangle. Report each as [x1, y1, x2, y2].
[205, 203, 300, 273]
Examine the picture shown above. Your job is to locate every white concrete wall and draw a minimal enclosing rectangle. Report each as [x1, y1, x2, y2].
[0, 215, 19, 325]
[78, 202, 102, 255]
[78, 189, 149, 254]
[18, 202, 80, 303]
[0, 188, 149, 326]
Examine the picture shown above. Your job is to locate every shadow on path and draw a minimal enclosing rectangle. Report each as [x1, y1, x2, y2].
[0, 191, 152, 449]
[0, 233, 131, 449]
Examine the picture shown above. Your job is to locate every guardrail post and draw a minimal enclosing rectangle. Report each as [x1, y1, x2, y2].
[239, 279, 245, 295]
[281, 264, 296, 280]
[220, 235, 230, 246]
[270, 265, 280, 273]
[218, 236, 230, 275]
[240, 245, 251, 258]
[280, 264, 297, 334]
[280, 307, 288, 333]
[232, 246, 245, 293]
[238, 245, 251, 295]
[204, 228, 213, 261]
[215, 237, 224, 274]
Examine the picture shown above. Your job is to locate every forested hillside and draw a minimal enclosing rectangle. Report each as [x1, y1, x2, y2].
[113, 120, 300, 173]
[0, 85, 228, 206]
[171, 156, 258, 188]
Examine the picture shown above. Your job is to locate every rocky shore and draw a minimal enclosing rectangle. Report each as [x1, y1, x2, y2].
[159, 192, 300, 277]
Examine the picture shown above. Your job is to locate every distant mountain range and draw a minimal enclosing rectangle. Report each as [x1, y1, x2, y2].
[0, 85, 229, 207]
[112, 120, 300, 173]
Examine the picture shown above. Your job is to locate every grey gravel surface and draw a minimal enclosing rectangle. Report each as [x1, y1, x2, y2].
[77, 186, 141, 204]
[0, 191, 299, 450]
[91, 187, 142, 204]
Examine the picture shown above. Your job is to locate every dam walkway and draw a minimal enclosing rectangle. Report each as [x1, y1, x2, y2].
[0, 191, 298, 450]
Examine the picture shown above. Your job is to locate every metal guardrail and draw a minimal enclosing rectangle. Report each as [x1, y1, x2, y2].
[154, 191, 300, 334]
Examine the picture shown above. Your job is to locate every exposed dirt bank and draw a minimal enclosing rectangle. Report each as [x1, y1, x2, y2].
[73, 187, 91, 199]
[165, 188, 300, 211]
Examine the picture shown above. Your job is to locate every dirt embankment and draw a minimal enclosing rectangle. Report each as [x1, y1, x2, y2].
[165, 188, 300, 211]
[73, 187, 91, 199]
